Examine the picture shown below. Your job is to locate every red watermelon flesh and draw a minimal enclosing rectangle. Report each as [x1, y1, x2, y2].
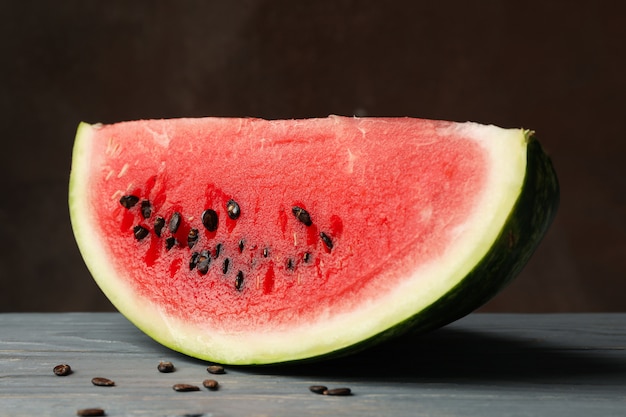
[69, 116, 558, 364]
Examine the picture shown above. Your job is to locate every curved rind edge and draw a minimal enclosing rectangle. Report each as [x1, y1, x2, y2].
[271, 131, 560, 365]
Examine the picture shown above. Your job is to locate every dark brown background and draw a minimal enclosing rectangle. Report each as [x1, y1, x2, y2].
[1, 1, 624, 312]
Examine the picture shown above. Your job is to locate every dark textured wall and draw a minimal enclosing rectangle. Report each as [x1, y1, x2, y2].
[1, 1, 624, 312]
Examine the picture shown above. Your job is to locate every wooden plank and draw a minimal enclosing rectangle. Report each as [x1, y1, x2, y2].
[1, 313, 625, 416]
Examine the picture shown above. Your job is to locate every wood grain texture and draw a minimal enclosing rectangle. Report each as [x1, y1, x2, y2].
[1, 313, 625, 416]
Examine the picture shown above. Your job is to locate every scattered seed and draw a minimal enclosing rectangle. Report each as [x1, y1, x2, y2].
[169, 212, 182, 233]
[286, 258, 294, 270]
[91, 377, 115, 387]
[133, 225, 150, 240]
[157, 361, 175, 373]
[119, 194, 139, 209]
[140, 200, 152, 219]
[309, 385, 328, 394]
[324, 387, 352, 396]
[206, 365, 225, 375]
[238, 239, 245, 253]
[189, 252, 200, 271]
[202, 379, 219, 390]
[154, 216, 166, 237]
[214, 243, 222, 258]
[263, 247, 269, 258]
[197, 250, 211, 275]
[235, 271, 244, 291]
[292, 206, 312, 226]
[165, 237, 178, 251]
[303, 252, 311, 263]
[53, 364, 72, 376]
[187, 228, 199, 248]
[172, 383, 200, 392]
[222, 258, 230, 274]
[226, 199, 241, 220]
[202, 209, 219, 232]
[76, 408, 105, 416]
[320, 232, 334, 251]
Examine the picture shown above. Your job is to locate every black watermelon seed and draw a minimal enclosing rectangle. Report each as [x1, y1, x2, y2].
[169, 212, 182, 233]
[140, 200, 152, 219]
[187, 228, 199, 249]
[157, 361, 175, 373]
[235, 271, 244, 291]
[207, 365, 225, 374]
[263, 247, 269, 258]
[214, 243, 222, 258]
[165, 237, 178, 251]
[320, 232, 333, 251]
[189, 252, 200, 271]
[172, 383, 200, 392]
[154, 216, 165, 237]
[238, 239, 245, 253]
[197, 250, 211, 275]
[202, 379, 219, 390]
[292, 206, 312, 226]
[286, 258, 294, 270]
[133, 225, 149, 240]
[91, 377, 115, 387]
[222, 258, 230, 274]
[226, 199, 241, 220]
[303, 252, 311, 263]
[309, 385, 328, 394]
[76, 408, 105, 416]
[202, 209, 219, 232]
[119, 194, 139, 209]
[324, 387, 352, 396]
[53, 364, 72, 376]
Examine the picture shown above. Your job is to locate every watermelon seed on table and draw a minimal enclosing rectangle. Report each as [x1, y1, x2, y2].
[206, 365, 225, 374]
[119, 194, 139, 209]
[309, 385, 328, 394]
[53, 364, 72, 376]
[202, 379, 219, 390]
[76, 407, 105, 416]
[201, 208, 218, 232]
[172, 383, 200, 392]
[133, 225, 149, 241]
[157, 361, 175, 373]
[91, 377, 115, 387]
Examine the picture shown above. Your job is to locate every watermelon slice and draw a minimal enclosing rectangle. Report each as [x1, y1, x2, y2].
[69, 116, 558, 365]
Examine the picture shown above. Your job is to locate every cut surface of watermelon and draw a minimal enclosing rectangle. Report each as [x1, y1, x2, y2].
[69, 116, 558, 364]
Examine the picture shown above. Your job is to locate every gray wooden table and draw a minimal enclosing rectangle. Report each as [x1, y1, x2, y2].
[1, 313, 625, 416]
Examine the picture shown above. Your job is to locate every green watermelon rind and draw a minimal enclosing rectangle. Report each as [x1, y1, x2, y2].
[305, 132, 560, 363]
